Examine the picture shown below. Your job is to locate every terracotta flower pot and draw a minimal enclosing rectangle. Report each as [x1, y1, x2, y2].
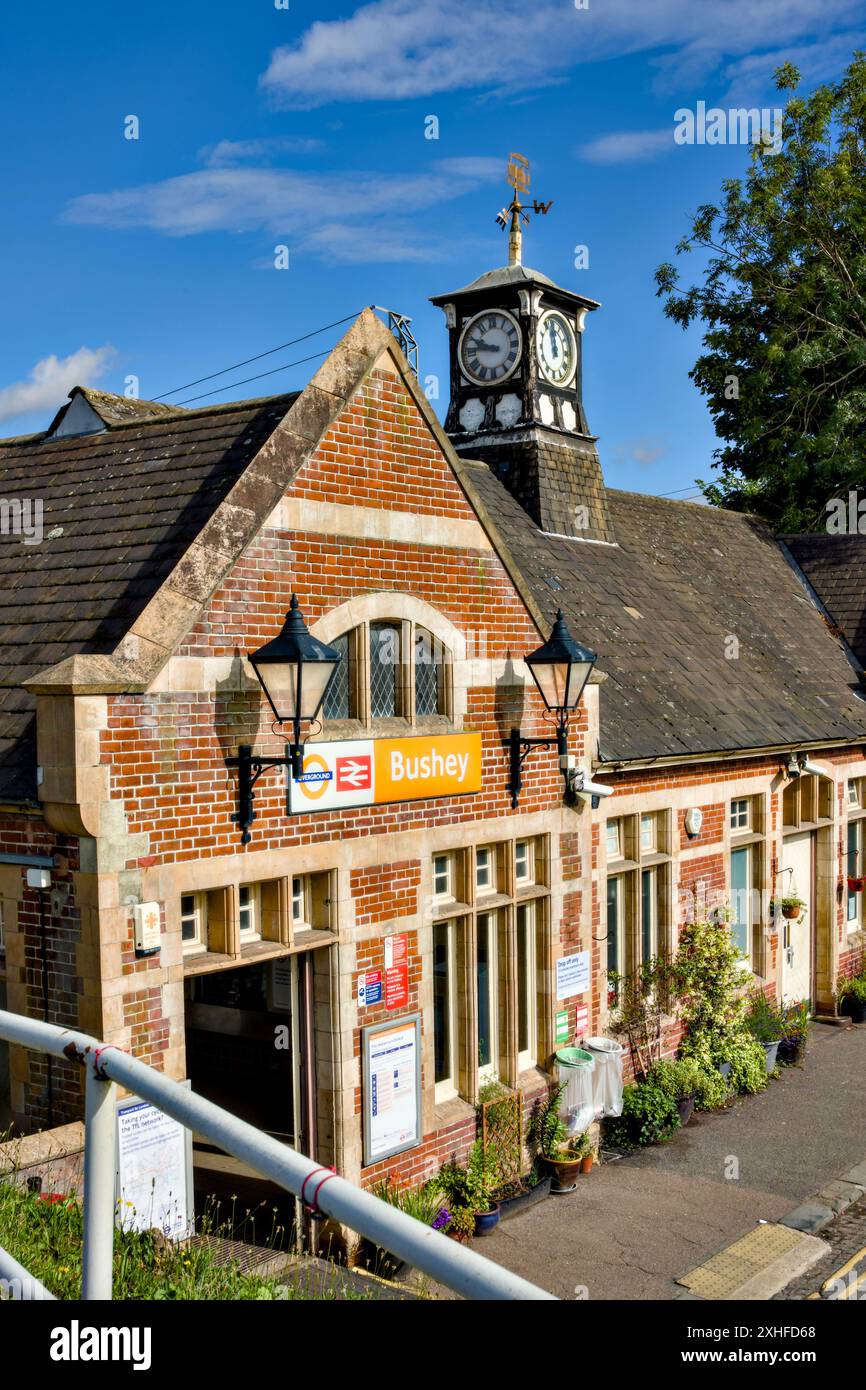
[543, 1154, 583, 1192]
[782, 903, 801, 920]
[579, 1155, 593, 1174]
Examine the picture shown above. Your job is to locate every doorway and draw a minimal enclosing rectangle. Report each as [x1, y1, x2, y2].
[780, 832, 813, 1005]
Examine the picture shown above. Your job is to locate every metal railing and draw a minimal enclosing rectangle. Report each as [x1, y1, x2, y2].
[0, 1009, 554, 1302]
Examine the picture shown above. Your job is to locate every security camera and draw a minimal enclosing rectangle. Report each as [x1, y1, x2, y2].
[572, 772, 613, 802]
[799, 757, 824, 778]
[786, 754, 800, 778]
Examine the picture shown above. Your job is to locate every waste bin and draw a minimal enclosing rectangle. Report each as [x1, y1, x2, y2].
[555, 1047, 595, 1134]
[585, 1036, 624, 1117]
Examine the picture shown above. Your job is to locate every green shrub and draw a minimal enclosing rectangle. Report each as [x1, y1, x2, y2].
[746, 989, 786, 1043]
[436, 1140, 500, 1214]
[720, 1033, 768, 1094]
[648, 1056, 728, 1111]
[604, 1080, 681, 1148]
[527, 1083, 568, 1160]
[837, 972, 866, 1004]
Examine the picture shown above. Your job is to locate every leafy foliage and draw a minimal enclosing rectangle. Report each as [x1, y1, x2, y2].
[607, 954, 677, 1080]
[527, 1083, 569, 1160]
[647, 1056, 727, 1111]
[655, 55, 866, 530]
[674, 918, 748, 1067]
[436, 1140, 500, 1214]
[719, 1033, 769, 1094]
[604, 1080, 681, 1149]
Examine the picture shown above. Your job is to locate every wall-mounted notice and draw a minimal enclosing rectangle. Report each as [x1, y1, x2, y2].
[556, 950, 590, 1001]
[116, 1093, 193, 1241]
[384, 932, 409, 1010]
[357, 969, 383, 1007]
[362, 1015, 421, 1166]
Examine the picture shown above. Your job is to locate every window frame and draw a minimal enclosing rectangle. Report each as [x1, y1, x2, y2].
[433, 853, 454, 901]
[729, 844, 753, 964]
[848, 816, 864, 932]
[730, 798, 751, 831]
[475, 909, 499, 1083]
[433, 917, 459, 1102]
[321, 619, 452, 728]
[180, 892, 207, 954]
[292, 875, 310, 931]
[475, 845, 495, 896]
[605, 818, 622, 860]
[515, 839, 534, 885]
[238, 884, 261, 943]
[516, 900, 538, 1071]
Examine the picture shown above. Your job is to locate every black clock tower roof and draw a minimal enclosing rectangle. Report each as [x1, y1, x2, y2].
[430, 263, 600, 310]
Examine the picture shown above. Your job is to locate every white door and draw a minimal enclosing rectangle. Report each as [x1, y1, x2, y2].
[781, 832, 812, 1004]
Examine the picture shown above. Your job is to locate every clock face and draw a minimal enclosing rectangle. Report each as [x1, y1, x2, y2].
[536, 310, 576, 386]
[458, 310, 522, 385]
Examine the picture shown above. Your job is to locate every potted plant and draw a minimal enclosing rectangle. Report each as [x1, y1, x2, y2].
[777, 1000, 810, 1065]
[837, 971, 866, 1024]
[745, 990, 785, 1073]
[572, 1131, 596, 1174]
[779, 895, 806, 920]
[603, 1077, 681, 1149]
[436, 1141, 502, 1236]
[357, 1178, 446, 1279]
[648, 1057, 707, 1126]
[528, 1084, 585, 1191]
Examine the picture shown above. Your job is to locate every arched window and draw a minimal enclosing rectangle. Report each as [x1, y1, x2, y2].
[319, 617, 451, 726]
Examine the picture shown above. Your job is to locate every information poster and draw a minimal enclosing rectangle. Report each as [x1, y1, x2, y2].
[384, 932, 409, 1010]
[362, 1015, 421, 1165]
[116, 1095, 193, 1241]
[556, 950, 591, 1000]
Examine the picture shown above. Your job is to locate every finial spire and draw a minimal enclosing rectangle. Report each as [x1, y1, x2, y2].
[495, 153, 554, 267]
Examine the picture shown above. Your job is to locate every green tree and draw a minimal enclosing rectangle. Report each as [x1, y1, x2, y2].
[655, 55, 866, 531]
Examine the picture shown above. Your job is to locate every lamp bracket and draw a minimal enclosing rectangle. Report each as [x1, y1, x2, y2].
[509, 723, 574, 809]
[227, 743, 293, 845]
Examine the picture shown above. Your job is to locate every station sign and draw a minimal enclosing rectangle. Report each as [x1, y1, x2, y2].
[286, 732, 482, 815]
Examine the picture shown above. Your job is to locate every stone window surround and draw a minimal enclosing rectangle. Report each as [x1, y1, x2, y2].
[603, 809, 673, 980]
[430, 833, 551, 1106]
[310, 591, 464, 731]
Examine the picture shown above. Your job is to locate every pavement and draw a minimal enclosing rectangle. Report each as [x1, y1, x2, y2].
[476, 1022, 866, 1300]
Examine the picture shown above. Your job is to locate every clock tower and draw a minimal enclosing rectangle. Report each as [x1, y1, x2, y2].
[430, 156, 614, 544]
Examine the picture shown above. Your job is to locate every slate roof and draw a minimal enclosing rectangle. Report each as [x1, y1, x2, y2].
[783, 535, 866, 669]
[462, 461, 866, 764]
[0, 390, 297, 798]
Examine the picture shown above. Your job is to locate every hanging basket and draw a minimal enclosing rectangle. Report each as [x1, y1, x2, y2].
[847, 875, 866, 893]
[781, 902, 802, 920]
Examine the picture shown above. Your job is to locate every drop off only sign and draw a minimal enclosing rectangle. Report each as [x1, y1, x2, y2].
[287, 732, 482, 814]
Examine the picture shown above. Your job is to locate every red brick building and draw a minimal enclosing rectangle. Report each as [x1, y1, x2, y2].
[1, 249, 865, 1196]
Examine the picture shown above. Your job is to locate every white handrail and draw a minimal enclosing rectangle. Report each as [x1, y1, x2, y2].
[0, 1008, 554, 1302]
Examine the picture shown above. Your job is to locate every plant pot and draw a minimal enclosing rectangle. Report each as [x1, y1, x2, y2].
[497, 1176, 552, 1221]
[848, 876, 866, 893]
[761, 1040, 780, 1074]
[716, 1060, 732, 1080]
[473, 1203, 501, 1236]
[543, 1154, 583, 1192]
[840, 995, 866, 1023]
[777, 1035, 807, 1066]
[579, 1155, 594, 1174]
[781, 904, 801, 920]
[676, 1094, 696, 1127]
[355, 1240, 412, 1282]
[446, 1229, 471, 1244]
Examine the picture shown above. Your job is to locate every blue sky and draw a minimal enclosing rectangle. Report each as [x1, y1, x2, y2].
[1, 0, 864, 500]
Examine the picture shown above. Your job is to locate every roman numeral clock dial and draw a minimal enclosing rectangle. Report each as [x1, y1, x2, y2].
[458, 310, 521, 385]
[536, 309, 576, 386]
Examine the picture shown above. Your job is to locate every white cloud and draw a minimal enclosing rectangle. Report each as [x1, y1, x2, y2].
[62, 159, 503, 263]
[258, 0, 865, 107]
[0, 346, 115, 424]
[198, 136, 325, 168]
[612, 436, 668, 469]
[577, 129, 674, 165]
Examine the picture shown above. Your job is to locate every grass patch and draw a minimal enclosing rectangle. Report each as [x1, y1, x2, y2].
[0, 1182, 367, 1300]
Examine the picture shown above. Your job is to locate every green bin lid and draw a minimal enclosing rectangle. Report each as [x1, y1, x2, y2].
[555, 1047, 594, 1067]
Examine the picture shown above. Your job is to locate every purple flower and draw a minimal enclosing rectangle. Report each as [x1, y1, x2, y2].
[433, 1208, 451, 1230]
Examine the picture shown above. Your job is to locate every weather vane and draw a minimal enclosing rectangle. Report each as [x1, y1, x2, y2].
[495, 153, 553, 266]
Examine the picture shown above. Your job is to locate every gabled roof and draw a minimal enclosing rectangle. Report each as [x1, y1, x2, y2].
[461, 463, 866, 765]
[782, 534, 866, 670]
[0, 390, 298, 797]
[0, 308, 545, 802]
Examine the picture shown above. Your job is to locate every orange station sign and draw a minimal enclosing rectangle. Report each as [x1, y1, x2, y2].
[287, 732, 482, 815]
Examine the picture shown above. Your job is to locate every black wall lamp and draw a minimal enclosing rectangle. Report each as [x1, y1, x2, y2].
[227, 594, 342, 843]
[509, 610, 598, 809]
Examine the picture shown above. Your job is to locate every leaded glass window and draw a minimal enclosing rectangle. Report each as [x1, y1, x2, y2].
[370, 622, 400, 718]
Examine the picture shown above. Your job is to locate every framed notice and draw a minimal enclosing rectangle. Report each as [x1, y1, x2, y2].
[362, 1014, 422, 1166]
[556, 950, 590, 1001]
[116, 1088, 194, 1241]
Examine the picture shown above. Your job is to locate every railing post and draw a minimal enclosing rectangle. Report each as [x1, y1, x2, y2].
[81, 1055, 117, 1300]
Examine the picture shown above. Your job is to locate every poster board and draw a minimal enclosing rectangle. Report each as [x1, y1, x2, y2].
[556, 950, 590, 1000]
[115, 1087, 194, 1241]
[362, 1014, 422, 1167]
